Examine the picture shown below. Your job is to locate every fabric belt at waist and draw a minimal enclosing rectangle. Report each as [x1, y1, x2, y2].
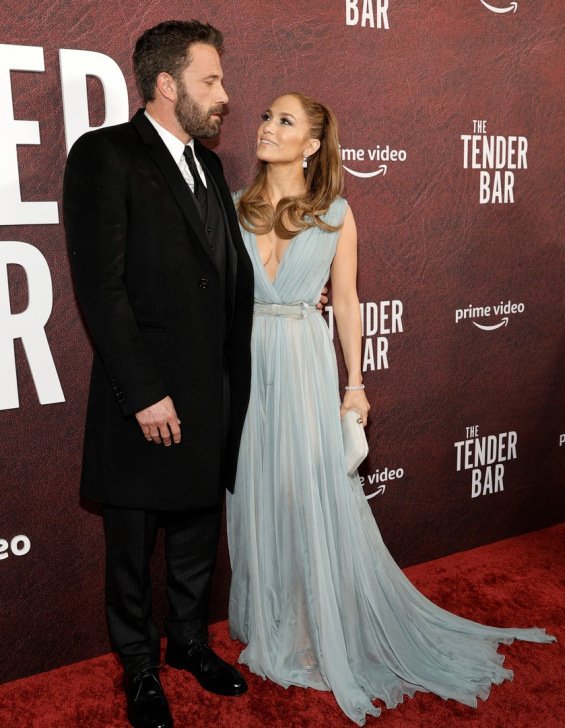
[253, 302, 319, 319]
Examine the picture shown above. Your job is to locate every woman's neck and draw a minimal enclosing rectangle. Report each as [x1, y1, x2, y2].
[264, 163, 307, 206]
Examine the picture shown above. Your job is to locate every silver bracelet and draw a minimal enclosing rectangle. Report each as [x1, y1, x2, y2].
[345, 384, 365, 391]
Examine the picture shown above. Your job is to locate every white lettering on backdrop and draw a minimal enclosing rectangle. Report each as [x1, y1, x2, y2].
[0, 43, 129, 409]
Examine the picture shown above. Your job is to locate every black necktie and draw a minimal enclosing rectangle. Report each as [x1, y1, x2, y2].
[183, 146, 207, 208]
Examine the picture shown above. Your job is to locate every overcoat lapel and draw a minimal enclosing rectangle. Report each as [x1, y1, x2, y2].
[131, 110, 219, 271]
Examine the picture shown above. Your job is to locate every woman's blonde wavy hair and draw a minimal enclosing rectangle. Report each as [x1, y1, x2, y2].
[238, 93, 344, 240]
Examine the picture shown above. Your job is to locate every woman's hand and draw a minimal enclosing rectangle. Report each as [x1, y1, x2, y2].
[340, 389, 370, 426]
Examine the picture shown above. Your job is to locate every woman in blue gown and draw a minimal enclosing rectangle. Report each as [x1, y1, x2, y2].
[226, 92, 555, 725]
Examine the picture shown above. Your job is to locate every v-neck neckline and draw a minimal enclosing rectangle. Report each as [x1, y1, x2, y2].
[253, 231, 297, 288]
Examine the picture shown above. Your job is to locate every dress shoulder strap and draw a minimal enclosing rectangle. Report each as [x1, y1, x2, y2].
[231, 188, 245, 205]
[322, 196, 349, 228]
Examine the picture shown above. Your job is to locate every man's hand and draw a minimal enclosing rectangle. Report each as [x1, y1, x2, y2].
[135, 396, 181, 446]
[316, 286, 329, 310]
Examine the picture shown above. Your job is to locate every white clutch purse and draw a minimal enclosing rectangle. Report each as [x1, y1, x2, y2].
[341, 409, 369, 476]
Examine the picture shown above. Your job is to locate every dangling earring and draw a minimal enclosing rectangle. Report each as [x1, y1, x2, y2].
[302, 156, 308, 169]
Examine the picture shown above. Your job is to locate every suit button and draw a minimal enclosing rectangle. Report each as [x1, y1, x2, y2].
[199, 278, 209, 289]
[206, 226, 212, 234]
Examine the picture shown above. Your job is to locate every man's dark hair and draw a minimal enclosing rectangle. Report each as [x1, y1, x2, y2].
[133, 20, 223, 103]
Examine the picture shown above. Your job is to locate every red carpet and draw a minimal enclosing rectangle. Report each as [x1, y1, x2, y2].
[1, 524, 563, 727]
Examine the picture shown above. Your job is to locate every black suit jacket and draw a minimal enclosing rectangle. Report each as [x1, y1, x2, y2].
[63, 109, 254, 510]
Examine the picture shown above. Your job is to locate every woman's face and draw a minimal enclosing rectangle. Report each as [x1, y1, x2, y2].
[256, 94, 319, 165]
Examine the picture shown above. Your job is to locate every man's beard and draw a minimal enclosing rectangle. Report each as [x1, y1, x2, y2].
[175, 82, 223, 139]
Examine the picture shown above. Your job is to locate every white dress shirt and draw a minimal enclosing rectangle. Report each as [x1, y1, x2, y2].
[144, 110, 207, 191]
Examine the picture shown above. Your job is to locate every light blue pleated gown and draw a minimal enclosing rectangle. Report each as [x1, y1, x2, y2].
[226, 194, 555, 725]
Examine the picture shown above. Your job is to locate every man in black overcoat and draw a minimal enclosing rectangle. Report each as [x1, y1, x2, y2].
[64, 20, 254, 728]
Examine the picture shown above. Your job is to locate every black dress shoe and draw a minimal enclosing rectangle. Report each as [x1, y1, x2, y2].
[124, 666, 174, 728]
[165, 641, 247, 696]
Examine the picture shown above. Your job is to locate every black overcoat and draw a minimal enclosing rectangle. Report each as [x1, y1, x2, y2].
[63, 109, 254, 511]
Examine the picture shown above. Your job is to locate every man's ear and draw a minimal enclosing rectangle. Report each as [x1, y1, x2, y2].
[155, 72, 177, 102]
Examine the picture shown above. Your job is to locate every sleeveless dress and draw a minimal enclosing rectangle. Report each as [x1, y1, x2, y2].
[226, 194, 555, 725]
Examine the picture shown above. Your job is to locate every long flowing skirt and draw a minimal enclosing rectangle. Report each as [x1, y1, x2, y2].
[227, 310, 555, 725]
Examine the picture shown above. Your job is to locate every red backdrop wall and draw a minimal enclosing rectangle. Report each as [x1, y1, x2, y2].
[0, 0, 563, 683]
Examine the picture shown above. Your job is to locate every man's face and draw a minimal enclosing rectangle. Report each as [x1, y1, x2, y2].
[174, 42, 228, 138]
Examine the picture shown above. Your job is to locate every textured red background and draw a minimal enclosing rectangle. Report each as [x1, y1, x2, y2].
[0, 0, 563, 682]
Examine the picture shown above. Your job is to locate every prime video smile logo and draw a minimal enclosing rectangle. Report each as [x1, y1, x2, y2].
[455, 300, 525, 330]
[339, 144, 407, 178]
[480, 0, 518, 13]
